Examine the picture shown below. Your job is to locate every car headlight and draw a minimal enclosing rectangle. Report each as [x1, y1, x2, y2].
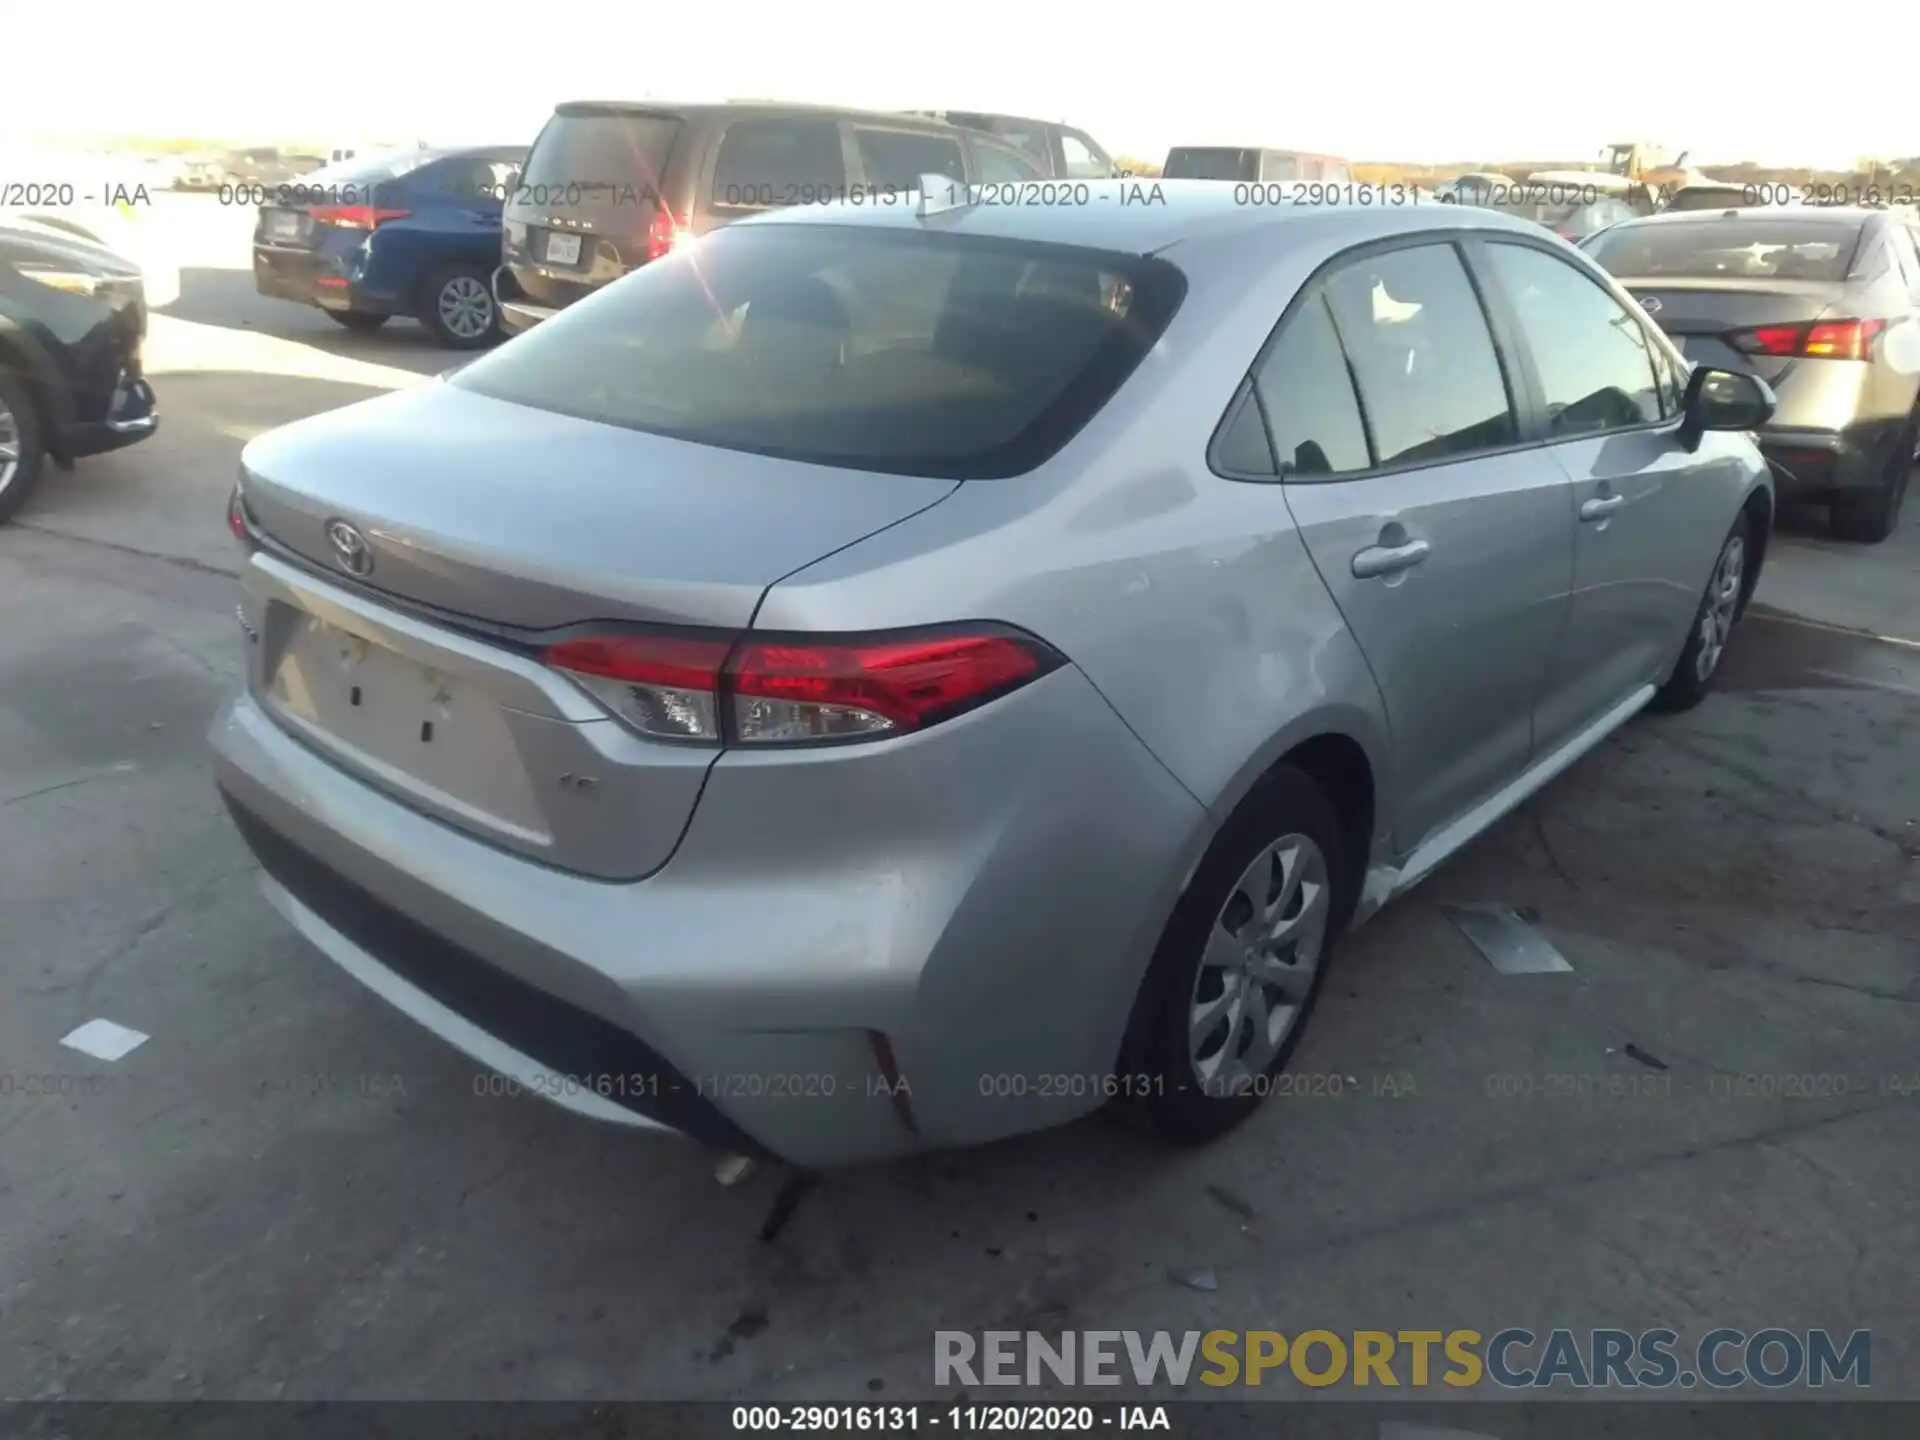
[15, 265, 141, 301]
[16, 265, 106, 296]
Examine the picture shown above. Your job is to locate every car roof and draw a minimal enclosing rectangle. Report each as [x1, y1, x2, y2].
[551, 100, 964, 133]
[1167, 145, 1346, 161]
[742, 177, 1550, 255]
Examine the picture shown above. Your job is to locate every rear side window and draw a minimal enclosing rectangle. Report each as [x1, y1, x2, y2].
[973, 142, 1042, 185]
[711, 118, 847, 209]
[1320, 243, 1518, 466]
[1060, 131, 1110, 179]
[1323, 161, 1353, 185]
[1482, 243, 1663, 435]
[1587, 217, 1862, 281]
[989, 123, 1054, 168]
[419, 155, 521, 204]
[1252, 295, 1371, 476]
[853, 128, 967, 191]
[1259, 154, 1303, 182]
[1164, 148, 1255, 181]
[450, 225, 1186, 480]
[521, 110, 679, 202]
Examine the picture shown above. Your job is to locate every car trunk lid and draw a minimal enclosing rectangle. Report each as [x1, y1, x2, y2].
[1618, 278, 1838, 383]
[237, 381, 958, 877]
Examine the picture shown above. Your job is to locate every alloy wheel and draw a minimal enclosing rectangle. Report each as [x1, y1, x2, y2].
[1187, 832, 1330, 1095]
[1694, 534, 1745, 682]
[438, 275, 493, 340]
[0, 393, 20, 497]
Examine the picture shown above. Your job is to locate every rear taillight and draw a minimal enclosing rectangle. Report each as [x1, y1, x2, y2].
[1728, 318, 1886, 360]
[227, 484, 251, 544]
[308, 204, 411, 230]
[644, 208, 694, 262]
[540, 627, 1061, 746]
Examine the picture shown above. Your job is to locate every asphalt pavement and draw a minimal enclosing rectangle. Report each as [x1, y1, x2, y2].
[1, 194, 1916, 1408]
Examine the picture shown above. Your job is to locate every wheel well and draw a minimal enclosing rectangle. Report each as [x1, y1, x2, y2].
[0, 336, 55, 453]
[1271, 732, 1375, 924]
[1739, 486, 1772, 614]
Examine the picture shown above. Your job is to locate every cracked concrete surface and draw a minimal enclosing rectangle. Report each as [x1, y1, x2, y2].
[0, 196, 1915, 1415]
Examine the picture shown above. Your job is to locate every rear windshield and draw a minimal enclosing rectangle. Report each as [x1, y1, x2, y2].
[1163, 148, 1256, 181]
[1664, 187, 1752, 212]
[298, 150, 436, 188]
[518, 109, 680, 212]
[1586, 217, 1863, 281]
[451, 223, 1185, 479]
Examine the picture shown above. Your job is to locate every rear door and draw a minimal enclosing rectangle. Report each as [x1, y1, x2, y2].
[1473, 237, 1717, 752]
[1275, 239, 1575, 853]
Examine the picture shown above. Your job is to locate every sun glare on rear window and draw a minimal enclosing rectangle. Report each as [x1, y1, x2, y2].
[451, 224, 1185, 479]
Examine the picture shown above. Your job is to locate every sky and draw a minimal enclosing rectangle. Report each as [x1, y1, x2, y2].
[6, 0, 1916, 170]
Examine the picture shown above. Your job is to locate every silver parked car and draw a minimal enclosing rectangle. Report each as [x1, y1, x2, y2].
[211, 184, 1776, 1168]
[1585, 207, 1920, 541]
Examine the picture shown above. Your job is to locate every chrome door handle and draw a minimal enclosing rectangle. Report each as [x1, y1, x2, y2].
[1351, 539, 1431, 579]
[1580, 494, 1625, 522]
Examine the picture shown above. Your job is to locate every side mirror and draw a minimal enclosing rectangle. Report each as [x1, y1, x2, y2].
[1679, 366, 1776, 452]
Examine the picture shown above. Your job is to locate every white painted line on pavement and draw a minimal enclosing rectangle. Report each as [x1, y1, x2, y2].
[1755, 611, 1920, 651]
[1808, 667, 1920, 699]
[59, 1019, 150, 1062]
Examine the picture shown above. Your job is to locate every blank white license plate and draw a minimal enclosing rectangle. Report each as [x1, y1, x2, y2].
[267, 210, 301, 239]
[544, 231, 581, 265]
[264, 613, 546, 838]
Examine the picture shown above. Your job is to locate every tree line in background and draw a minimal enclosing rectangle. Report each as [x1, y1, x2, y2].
[71, 138, 1920, 194]
[1116, 155, 1920, 191]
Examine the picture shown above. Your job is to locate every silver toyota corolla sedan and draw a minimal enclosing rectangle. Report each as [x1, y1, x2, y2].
[211, 182, 1777, 1168]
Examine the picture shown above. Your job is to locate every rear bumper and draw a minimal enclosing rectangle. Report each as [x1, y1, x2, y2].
[58, 374, 158, 459]
[1756, 420, 1903, 497]
[493, 265, 556, 335]
[209, 659, 1205, 1167]
[253, 245, 406, 317]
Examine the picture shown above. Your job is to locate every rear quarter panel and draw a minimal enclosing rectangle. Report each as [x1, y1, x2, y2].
[750, 212, 1403, 845]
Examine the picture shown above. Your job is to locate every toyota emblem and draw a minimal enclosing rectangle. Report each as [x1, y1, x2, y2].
[1639, 296, 1663, 315]
[325, 519, 374, 578]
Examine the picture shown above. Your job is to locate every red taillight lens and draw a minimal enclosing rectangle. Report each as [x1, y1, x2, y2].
[644, 208, 693, 262]
[1729, 318, 1884, 360]
[227, 484, 250, 543]
[309, 205, 411, 230]
[729, 633, 1049, 743]
[541, 634, 731, 742]
[541, 627, 1059, 745]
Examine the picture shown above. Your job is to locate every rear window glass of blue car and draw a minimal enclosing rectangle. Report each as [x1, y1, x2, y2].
[300, 151, 437, 188]
[451, 224, 1185, 480]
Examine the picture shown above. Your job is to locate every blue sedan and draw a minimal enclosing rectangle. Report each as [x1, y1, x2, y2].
[251, 146, 525, 348]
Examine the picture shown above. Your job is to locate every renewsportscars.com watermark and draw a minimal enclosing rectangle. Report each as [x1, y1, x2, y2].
[935, 1328, 1871, 1390]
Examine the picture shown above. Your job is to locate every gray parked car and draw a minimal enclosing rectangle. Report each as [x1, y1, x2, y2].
[212, 186, 1776, 1168]
[1586, 207, 1920, 540]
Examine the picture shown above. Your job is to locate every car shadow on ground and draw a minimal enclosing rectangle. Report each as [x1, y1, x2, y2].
[156, 266, 463, 377]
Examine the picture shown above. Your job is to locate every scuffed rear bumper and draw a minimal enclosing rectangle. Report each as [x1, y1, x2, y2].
[210, 658, 1206, 1168]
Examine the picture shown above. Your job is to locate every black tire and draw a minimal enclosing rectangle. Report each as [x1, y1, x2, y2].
[1124, 764, 1351, 1144]
[0, 368, 49, 525]
[1828, 414, 1915, 544]
[327, 310, 390, 333]
[418, 263, 499, 350]
[1651, 510, 1751, 713]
